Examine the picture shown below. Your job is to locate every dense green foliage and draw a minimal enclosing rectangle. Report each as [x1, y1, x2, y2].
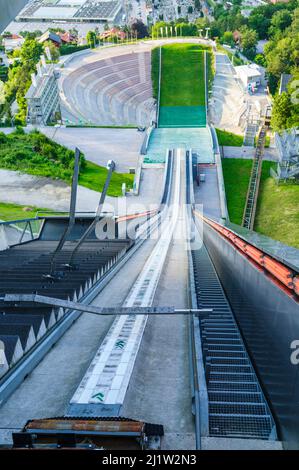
[271, 88, 299, 131]
[86, 31, 99, 48]
[0, 38, 43, 125]
[0, 130, 133, 196]
[59, 44, 89, 56]
[0, 128, 86, 180]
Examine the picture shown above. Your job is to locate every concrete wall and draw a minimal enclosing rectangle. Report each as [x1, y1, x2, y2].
[0, 0, 29, 33]
[203, 222, 299, 449]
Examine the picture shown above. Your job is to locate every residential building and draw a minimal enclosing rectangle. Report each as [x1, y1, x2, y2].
[38, 31, 62, 47]
[25, 59, 60, 125]
[235, 64, 262, 88]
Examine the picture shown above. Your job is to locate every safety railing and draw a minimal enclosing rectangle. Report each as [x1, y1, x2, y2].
[0, 217, 44, 249]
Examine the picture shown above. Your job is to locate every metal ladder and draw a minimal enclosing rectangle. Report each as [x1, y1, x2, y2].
[242, 125, 267, 230]
[192, 244, 277, 440]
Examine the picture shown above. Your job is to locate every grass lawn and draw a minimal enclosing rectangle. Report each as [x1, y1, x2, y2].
[222, 158, 252, 224]
[254, 163, 299, 249]
[0, 202, 48, 221]
[222, 158, 299, 248]
[216, 128, 244, 147]
[254, 135, 270, 148]
[79, 161, 134, 197]
[0, 129, 134, 196]
[159, 43, 206, 106]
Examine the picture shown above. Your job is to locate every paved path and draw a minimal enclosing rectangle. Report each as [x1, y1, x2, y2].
[194, 166, 222, 220]
[42, 127, 144, 172]
[222, 146, 279, 162]
[0, 167, 164, 215]
[209, 53, 246, 135]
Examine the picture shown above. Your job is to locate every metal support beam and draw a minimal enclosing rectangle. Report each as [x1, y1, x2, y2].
[66, 160, 116, 267]
[46, 147, 81, 277]
[2, 294, 212, 317]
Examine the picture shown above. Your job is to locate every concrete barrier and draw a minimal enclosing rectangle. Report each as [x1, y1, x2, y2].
[209, 125, 228, 221]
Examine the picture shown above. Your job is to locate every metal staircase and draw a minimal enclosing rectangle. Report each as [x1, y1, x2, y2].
[243, 104, 260, 147]
[192, 244, 277, 440]
[277, 154, 299, 180]
[242, 125, 267, 230]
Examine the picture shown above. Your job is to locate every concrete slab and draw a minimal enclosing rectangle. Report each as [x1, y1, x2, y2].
[194, 166, 222, 220]
[41, 127, 144, 173]
[222, 146, 279, 162]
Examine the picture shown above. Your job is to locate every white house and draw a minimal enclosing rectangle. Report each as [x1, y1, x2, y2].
[235, 64, 262, 88]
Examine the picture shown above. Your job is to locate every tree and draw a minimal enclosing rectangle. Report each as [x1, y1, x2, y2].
[175, 22, 197, 36]
[69, 28, 78, 38]
[19, 30, 42, 39]
[248, 14, 271, 39]
[270, 9, 292, 34]
[188, 6, 193, 14]
[20, 38, 43, 67]
[271, 92, 292, 131]
[240, 27, 258, 59]
[86, 31, 98, 48]
[130, 19, 149, 39]
[254, 53, 266, 67]
[43, 41, 60, 62]
[221, 31, 234, 47]
[0, 80, 5, 105]
[265, 36, 294, 85]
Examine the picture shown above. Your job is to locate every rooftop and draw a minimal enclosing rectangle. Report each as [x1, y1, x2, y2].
[279, 73, 292, 95]
[235, 64, 262, 78]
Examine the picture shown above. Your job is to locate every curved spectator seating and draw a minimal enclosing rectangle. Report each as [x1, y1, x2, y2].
[62, 51, 156, 126]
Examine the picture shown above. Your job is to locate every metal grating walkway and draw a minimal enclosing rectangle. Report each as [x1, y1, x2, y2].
[192, 243, 277, 440]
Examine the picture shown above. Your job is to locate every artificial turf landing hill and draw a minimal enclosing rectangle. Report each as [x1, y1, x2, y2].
[158, 44, 207, 128]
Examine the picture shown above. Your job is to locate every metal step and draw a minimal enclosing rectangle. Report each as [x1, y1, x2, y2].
[191, 244, 277, 440]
